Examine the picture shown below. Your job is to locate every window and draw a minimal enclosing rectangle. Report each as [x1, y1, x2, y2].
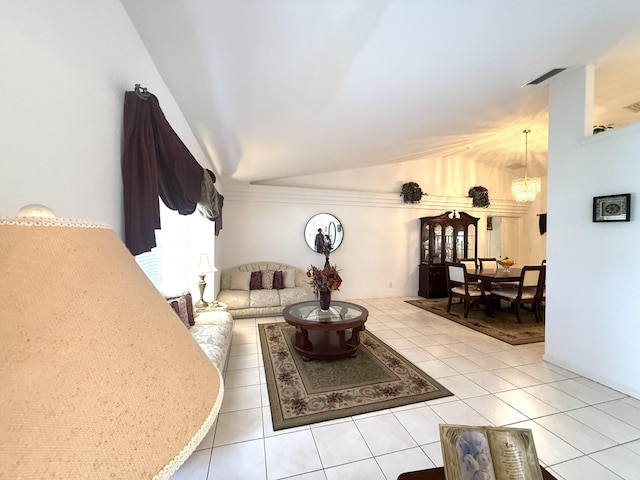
[135, 249, 160, 288]
[136, 202, 216, 298]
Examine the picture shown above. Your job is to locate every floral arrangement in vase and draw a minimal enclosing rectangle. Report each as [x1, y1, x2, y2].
[498, 257, 515, 271]
[468, 185, 490, 208]
[400, 182, 427, 203]
[306, 264, 342, 293]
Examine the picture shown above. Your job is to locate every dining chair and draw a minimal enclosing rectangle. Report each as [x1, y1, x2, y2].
[477, 258, 498, 271]
[476, 257, 513, 293]
[458, 258, 482, 290]
[445, 262, 485, 318]
[458, 258, 478, 271]
[490, 265, 545, 323]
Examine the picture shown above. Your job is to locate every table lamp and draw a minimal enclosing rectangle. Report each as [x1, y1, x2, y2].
[195, 252, 217, 308]
[0, 206, 223, 479]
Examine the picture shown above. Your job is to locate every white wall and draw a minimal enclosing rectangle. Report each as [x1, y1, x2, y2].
[221, 187, 420, 300]
[251, 153, 548, 266]
[0, 1, 212, 240]
[544, 66, 640, 398]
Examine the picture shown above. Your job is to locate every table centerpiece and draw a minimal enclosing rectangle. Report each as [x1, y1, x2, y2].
[498, 257, 516, 272]
[306, 263, 342, 310]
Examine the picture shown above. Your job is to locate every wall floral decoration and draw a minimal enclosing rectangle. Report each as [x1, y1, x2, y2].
[401, 182, 427, 203]
[468, 185, 490, 208]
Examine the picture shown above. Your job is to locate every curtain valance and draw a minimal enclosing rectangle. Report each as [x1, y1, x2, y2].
[122, 90, 223, 255]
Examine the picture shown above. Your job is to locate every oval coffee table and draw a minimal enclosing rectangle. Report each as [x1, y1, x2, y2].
[282, 300, 369, 361]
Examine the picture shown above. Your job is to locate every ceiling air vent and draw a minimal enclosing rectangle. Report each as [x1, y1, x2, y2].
[524, 68, 566, 86]
[624, 101, 640, 113]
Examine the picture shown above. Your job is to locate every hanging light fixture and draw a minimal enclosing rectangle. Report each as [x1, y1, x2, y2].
[511, 129, 541, 202]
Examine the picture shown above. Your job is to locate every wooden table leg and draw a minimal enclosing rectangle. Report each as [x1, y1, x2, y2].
[295, 326, 312, 350]
[479, 279, 496, 316]
[347, 325, 364, 347]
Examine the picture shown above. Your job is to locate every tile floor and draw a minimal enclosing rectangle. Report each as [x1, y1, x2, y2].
[172, 297, 640, 480]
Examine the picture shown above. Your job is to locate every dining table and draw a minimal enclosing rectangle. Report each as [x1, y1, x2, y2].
[466, 267, 522, 316]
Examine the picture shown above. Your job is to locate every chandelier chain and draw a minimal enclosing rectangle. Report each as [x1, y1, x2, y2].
[523, 128, 531, 177]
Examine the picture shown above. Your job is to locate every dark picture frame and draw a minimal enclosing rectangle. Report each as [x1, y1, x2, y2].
[593, 194, 631, 222]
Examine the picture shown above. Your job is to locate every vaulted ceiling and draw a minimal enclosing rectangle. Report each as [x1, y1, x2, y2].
[121, 1, 640, 184]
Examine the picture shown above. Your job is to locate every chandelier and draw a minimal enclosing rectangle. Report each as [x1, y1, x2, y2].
[511, 129, 541, 202]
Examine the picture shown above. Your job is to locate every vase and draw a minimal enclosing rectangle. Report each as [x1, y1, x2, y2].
[319, 288, 331, 310]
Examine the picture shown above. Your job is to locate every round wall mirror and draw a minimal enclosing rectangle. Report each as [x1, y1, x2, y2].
[304, 213, 344, 253]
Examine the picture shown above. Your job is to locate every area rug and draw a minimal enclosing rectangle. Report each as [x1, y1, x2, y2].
[405, 298, 544, 345]
[258, 322, 453, 430]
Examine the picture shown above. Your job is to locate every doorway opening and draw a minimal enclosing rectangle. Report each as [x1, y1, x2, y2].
[487, 216, 502, 258]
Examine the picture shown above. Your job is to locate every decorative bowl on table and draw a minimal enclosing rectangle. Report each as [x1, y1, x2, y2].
[498, 258, 515, 272]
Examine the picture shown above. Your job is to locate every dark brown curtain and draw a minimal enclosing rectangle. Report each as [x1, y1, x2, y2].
[122, 91, 160, 255]
[122, 91, 208, 255]
[539, 213, 547, 235]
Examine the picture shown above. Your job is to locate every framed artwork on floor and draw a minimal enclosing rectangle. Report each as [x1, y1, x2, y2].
[593, 193, 631, 222]
[439, 424, 543, 480]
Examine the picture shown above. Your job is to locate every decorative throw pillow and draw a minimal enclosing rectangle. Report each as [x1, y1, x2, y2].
[168, 300, 183, 323]
[230, 271, 251, 290]
[282, 269, 296, 288]
[250, 271, 263, 290]
[261, 269, 275, 290]
[164, 292, 194, 328]
[273, 270, 284, 290]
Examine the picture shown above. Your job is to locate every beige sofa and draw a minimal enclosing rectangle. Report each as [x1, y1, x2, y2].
[165, 292, 233, 372]
[216, 262, 312, 318]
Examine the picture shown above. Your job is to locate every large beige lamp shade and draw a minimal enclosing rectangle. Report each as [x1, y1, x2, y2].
[0, 211, 223, 478]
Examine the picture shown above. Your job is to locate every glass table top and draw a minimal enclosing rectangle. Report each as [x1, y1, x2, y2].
[285, 300, 367, 324]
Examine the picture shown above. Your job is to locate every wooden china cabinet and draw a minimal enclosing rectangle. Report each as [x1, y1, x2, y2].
[418, 211, 479, 298]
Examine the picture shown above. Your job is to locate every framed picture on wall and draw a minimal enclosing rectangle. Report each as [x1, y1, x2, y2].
[593, 193, 631, 222]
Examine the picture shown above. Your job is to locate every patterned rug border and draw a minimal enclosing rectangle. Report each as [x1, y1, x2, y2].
[259, 322, 453, 431]
[405, 299, 544, 345]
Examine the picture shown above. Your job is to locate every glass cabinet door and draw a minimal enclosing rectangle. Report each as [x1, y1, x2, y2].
[421, 224, 430, 262]
[455, 227, 465, 260]
[444, 225, 454, 262]
[433, 224, 443, 263]
[467, 224, 476, 259]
